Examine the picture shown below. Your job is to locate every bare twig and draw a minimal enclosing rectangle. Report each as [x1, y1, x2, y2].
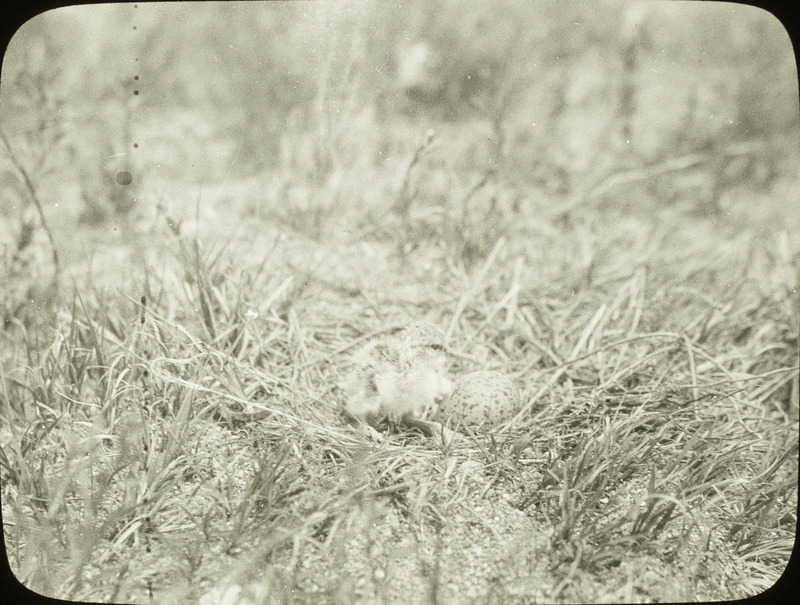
[459, 167, 496, 227]
[394, 128, 436, 217]
[547, 139, 768, 220]
[1, 129, 60, 279]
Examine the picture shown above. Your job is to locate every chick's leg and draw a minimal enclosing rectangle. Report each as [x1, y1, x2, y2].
[341, 405, 385, 442]
[401, 415, 461, 446]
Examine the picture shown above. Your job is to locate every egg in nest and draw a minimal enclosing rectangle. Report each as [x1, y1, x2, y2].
[435, 370, 519, 427]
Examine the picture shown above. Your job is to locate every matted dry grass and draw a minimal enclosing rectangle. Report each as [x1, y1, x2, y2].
[1, 170, 797, 603]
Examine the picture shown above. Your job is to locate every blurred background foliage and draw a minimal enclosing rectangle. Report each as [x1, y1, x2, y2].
[0, 0, 797, 253]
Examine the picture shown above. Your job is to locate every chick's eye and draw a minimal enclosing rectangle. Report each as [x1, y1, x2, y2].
[428, 343, 444, 351]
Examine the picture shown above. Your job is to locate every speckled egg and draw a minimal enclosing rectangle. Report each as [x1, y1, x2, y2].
[435, 370, 519, 427]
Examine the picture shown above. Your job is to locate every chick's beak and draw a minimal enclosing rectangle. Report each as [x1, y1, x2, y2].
[435, 376, 454, 402]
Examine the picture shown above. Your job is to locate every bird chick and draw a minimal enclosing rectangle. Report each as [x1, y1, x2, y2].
[341, 322, 453, 425]
[434, 370, 519, 427]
